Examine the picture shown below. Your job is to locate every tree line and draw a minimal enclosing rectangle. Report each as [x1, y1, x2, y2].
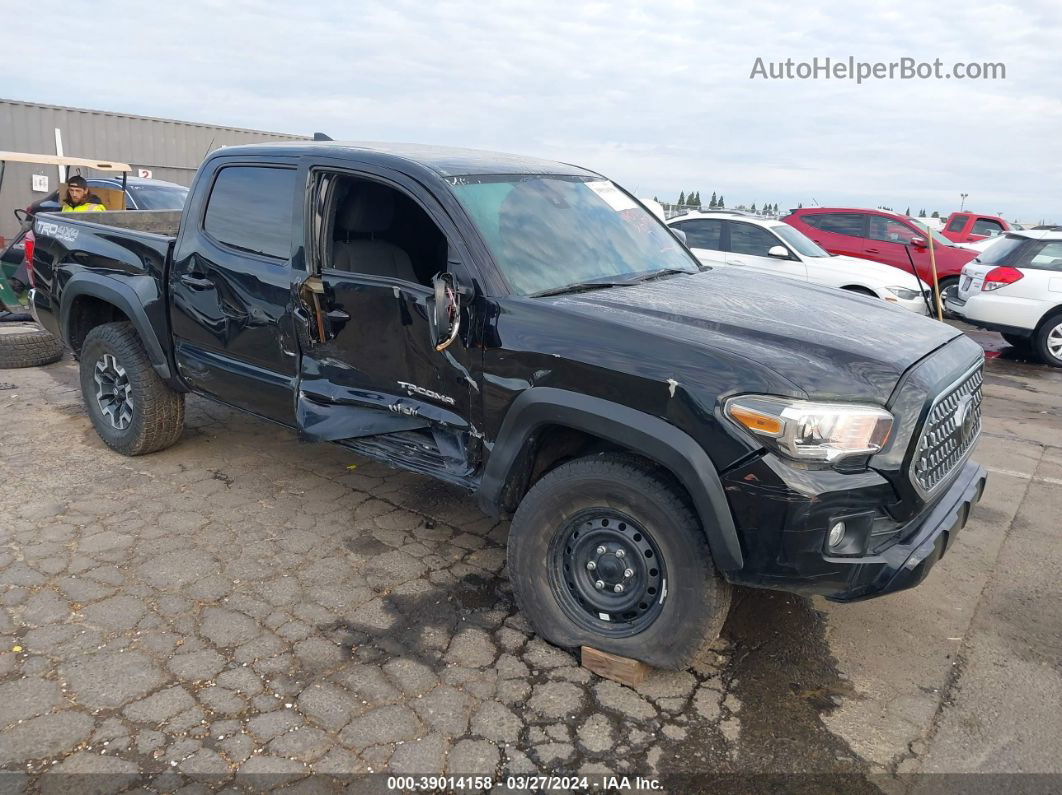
[659, 193, 944, 219]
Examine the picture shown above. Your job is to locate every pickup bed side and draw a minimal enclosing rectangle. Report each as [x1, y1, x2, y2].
[32, 212, 183, 386]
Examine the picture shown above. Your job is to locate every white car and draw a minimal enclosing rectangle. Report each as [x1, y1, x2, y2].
[946, 228, 1062, 366]
[667, 211, 931, 314]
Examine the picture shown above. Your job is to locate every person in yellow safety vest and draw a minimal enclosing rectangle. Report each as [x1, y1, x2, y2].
[62, 175, 107, 212]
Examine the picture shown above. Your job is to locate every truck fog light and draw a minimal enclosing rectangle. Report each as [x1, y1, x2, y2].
[828, 521, 846, 549]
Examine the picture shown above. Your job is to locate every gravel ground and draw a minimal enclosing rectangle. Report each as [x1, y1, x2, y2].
[0, 325, 1059, 791]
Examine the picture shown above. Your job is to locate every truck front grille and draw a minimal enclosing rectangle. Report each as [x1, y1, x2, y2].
[911, 365, 983, 495]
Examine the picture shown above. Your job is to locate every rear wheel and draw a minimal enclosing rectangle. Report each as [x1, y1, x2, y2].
[79, 322, 185, 455]
[1034, 313, 1062, 368]
[507, 453, 732, 670]
[0, 323, 64, 369]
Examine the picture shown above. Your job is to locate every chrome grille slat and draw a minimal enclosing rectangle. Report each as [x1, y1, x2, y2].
[911, 366, 983, 495]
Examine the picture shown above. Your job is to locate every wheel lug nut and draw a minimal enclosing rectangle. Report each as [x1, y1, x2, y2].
[624, 568, 634, 578]
[586, 561, 596, 571]
[594, 580, 605, 590]
[596, 545, 607, 555]
[614, 583, 624, 593]
[615, 549, 626, 558]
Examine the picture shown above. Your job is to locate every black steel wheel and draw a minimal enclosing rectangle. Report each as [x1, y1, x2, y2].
[508, 453, 732, 670]
[550, 510, 666, 637]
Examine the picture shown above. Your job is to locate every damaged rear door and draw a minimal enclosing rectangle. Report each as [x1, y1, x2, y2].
[293, 161, 481, 487]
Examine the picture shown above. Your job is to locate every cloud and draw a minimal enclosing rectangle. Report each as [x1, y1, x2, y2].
[7, 0, 1060, 219]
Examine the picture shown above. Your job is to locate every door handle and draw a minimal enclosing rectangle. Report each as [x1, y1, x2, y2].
[179, 273, 214, 290]
[729, 259, 745, 265]
[865, 247, 880, 253]
[326, 309, 350, 322]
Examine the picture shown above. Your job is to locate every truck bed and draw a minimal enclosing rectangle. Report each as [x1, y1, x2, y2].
[38, 209, 181, 239]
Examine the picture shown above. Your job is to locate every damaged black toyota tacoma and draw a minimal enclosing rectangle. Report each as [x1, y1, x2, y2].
[27, 142, 987, 669]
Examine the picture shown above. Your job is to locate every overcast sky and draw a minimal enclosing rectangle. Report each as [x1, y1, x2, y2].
[9, 0, 1061, 221]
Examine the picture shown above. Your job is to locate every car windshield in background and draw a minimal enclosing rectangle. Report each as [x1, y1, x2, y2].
[127, 184, 189, 210]
[771, 223, 829, 257]
[447, 175, 699, 296]
[908, 218, 956, 248]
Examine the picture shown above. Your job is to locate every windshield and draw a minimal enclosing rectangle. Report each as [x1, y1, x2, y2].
[907, 218, 955, 248]
[447, 175, 699, 296]
[127, 184, 189, 210]
[771, 223, 829, 257]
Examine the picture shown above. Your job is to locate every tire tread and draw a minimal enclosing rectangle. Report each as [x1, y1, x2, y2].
[508, 452, 732, 669]
[0, 328, 64, 369]
[80, 322, 184, 455]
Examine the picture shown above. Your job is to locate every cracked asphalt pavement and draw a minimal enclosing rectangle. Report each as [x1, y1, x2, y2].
[0, 322, 1060, 790]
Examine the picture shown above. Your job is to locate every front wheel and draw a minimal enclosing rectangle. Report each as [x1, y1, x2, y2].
[937, 277, 960, 313]
[1035, 313, 1062, 368]
[507, 453, 732, 670]
[79, 322, 185, 455]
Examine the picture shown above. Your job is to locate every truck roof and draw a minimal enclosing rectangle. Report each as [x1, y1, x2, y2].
[209, 141, 599, 179]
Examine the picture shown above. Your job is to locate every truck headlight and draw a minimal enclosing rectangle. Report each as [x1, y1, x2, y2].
[724, 396, 893, 463]
[886, 286, 920, 301]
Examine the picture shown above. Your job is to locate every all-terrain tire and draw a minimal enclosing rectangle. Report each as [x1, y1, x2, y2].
[0, 324, 64, 369]
[507, 453, 733, 670]
[79, 322, 185, 455]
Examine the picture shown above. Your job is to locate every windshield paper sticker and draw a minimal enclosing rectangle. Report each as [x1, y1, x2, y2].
[586, 181, 638, 213]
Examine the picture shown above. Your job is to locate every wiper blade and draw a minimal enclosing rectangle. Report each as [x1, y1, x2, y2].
[528, 280, 622, 297]
[620, 268, 691, 284]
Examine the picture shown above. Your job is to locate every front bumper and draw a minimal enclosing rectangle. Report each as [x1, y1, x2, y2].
[890, 294, 931, 315]
[722, 457, 987, 601]
[826, 460, 986, 601]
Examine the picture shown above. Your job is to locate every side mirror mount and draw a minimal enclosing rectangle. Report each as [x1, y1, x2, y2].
[672, 228, 688, 245]
[767, 245, 790, 259]
[910, 236, 928, 249]
[430, 272, 462, 352]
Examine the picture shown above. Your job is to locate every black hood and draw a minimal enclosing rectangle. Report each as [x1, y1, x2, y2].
[546, 269, 962, 403]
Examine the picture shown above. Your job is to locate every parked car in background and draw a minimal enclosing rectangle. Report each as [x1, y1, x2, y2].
[914, 216, 945, 232]
[782, 207, 978, 304]
[947, 229, 1062, 367]
[940, 212, 1012, 244]
[668, 211, 931, 313]
[28, 176, 189, 214]
[3, 177, 190, 296]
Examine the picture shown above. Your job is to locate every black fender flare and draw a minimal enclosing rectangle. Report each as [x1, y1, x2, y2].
[59, 274, 175, 382]
[476, 387, 744, 571]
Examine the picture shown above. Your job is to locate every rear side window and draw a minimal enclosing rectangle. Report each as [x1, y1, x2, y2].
[204, 166, 296, 259]
[1026, 241, 1062, 271]
[673, 219, 723, 250]
[971, 218, 1005, 236]
[868, 216, 917, 244]
[801, 213, 864, 238]
[946, 214, 969, 232]
[974, 236, 1026, 265]
[728, 222, 781, 256]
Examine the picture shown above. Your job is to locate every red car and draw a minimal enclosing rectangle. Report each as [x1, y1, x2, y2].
[782, 207, 978, 304]
[940, 212, 1011, 243]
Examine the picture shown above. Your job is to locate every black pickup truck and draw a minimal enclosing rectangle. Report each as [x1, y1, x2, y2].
[28, 142, 987, 669]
